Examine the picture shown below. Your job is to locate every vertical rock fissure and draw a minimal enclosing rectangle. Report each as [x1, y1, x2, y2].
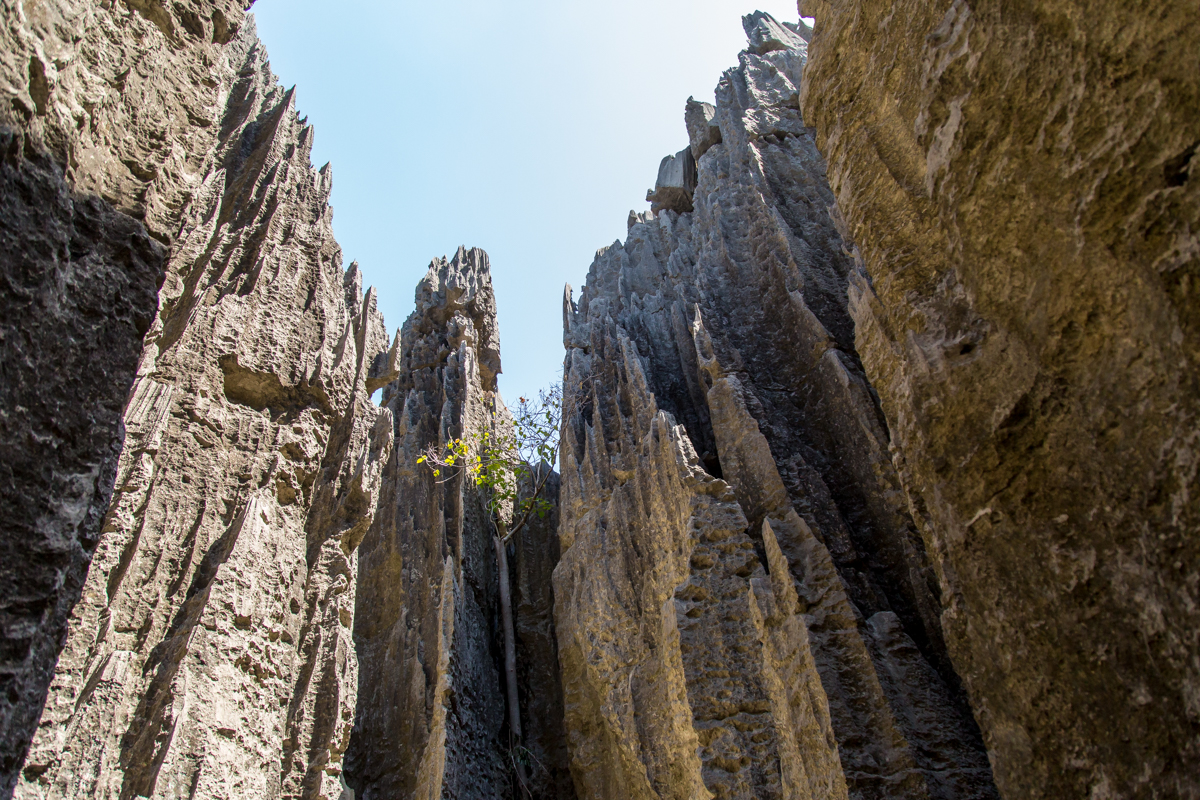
[348, 248, 572, 800]
[555, 12, 997, 800]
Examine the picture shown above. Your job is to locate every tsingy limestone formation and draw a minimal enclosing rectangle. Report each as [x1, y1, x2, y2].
[801, 1, 1200, 797]
[15, 19, 396, 800]
[347, 248, 573, 800]
[0, 1, 248, 794]
[347, 247, 512, 800]
[2, 2, 1198, 799]
[555, 13, 996, 800]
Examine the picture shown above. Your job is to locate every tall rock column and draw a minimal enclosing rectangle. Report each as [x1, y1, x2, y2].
[348, 248, 513, 800]
[555, 12, 996, 800]
[0, 2, 250, 792]
[801, 1, 1200, 797]
[555, 317, 845, 800]
[15, 24, 396, 800]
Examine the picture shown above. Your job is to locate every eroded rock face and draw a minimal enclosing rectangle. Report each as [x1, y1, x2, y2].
[0, 1, 251, 794]
[555, 13, 996, 800]
[1, 0, 250, 244]
[800, 2, 1200, 797]
[5, 2, 1196, 798]
[347, 249, 573, 800]
[512, 468, 576, 800]
[14, 19, 396, 800]
[347, 248, 512, 799]
[0, 130, 166, 800]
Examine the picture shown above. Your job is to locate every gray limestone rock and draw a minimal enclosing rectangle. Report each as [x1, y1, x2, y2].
[742, 11, 808, 56]
[3, 2, 1197, 799]
[555, 313, 846, 800]
[800, 0, 1200, 796]
[13, 19, 395, 800]
[0, 132, 166, 799]
[684, 97, 721, 161]
[645, 148, 697, 214]
[347, 248, 513, 799]
[556, 13, 996, 800]
[0, 1, 248, 794]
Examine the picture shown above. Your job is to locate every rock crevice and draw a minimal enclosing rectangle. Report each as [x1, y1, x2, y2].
[1, 4, 1197, 800]
[554, 14, 995, 800]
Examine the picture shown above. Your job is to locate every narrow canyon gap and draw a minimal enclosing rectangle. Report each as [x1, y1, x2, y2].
[0, 2, 1196, 800]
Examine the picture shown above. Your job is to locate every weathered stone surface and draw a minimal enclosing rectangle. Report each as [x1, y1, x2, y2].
[801, 1, 1200, 797]
[0, 131, 165, 800]
[5, 2, 1197, 799]
[556, 13, 995, 800]
[742, 10, 807, 56]
[684, 98, 720, 161]
[14, 20, 395, 800]
[1, 0, 250, 243]
[0, 1, 249, 794]
[645, 148, 696, 215]
[556, 318, 845, 800]
[513, 468, 576, 800]
[347, 247, 515, 800]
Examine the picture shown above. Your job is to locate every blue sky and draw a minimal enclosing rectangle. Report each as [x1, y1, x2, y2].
[252, 0, 807, 405]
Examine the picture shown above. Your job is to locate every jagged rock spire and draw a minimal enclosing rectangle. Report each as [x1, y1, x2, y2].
[555, 16, 997, 800]
[13, 18, 396, 800]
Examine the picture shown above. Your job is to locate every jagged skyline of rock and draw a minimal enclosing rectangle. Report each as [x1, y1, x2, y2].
[1, 1, 1196, 799]
[249, 0, 812, 408]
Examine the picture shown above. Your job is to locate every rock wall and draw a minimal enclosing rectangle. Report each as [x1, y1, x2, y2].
[347, 248, 527, 799]
[346, 248, 511, 800]
[0, 1, 249, 794]
[555, 14, 995, 800]
[800, 1, 1200, 797]
[3, 2, 1197, 799]
[347, 248, 574, 800]
[1, 6, 575, 797]
[12, 13, 398, 800]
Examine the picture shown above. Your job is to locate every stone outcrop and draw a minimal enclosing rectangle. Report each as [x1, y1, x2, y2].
[0, 128, 166, 800]
[646, 149, 696, 215]
[346, 247, 512, 800]
[13, 15, 397, 800]
[800, 1, 1200, 797]
[555, 13, 995, 800]
[347, 249, 572, 800]
[348, 248, 570, 800]
[0, 1, 249, 795]
[2, 2, 1198, 799]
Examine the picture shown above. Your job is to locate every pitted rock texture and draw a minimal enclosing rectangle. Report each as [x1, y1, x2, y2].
[15, 21, 396, 800]
[348, 249, 571, 800]
[801, 1, 1200, 797]
[1, 0, 249, 242]
[348, 248, 512, 799]
[0, 130, 165, 800]
[556, 322, 845, 800]
[556, 13, 996, 800]
[0, 1, 249, 794]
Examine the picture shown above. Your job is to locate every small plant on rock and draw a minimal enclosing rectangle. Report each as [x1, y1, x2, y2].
[417, 381, 571, 798]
